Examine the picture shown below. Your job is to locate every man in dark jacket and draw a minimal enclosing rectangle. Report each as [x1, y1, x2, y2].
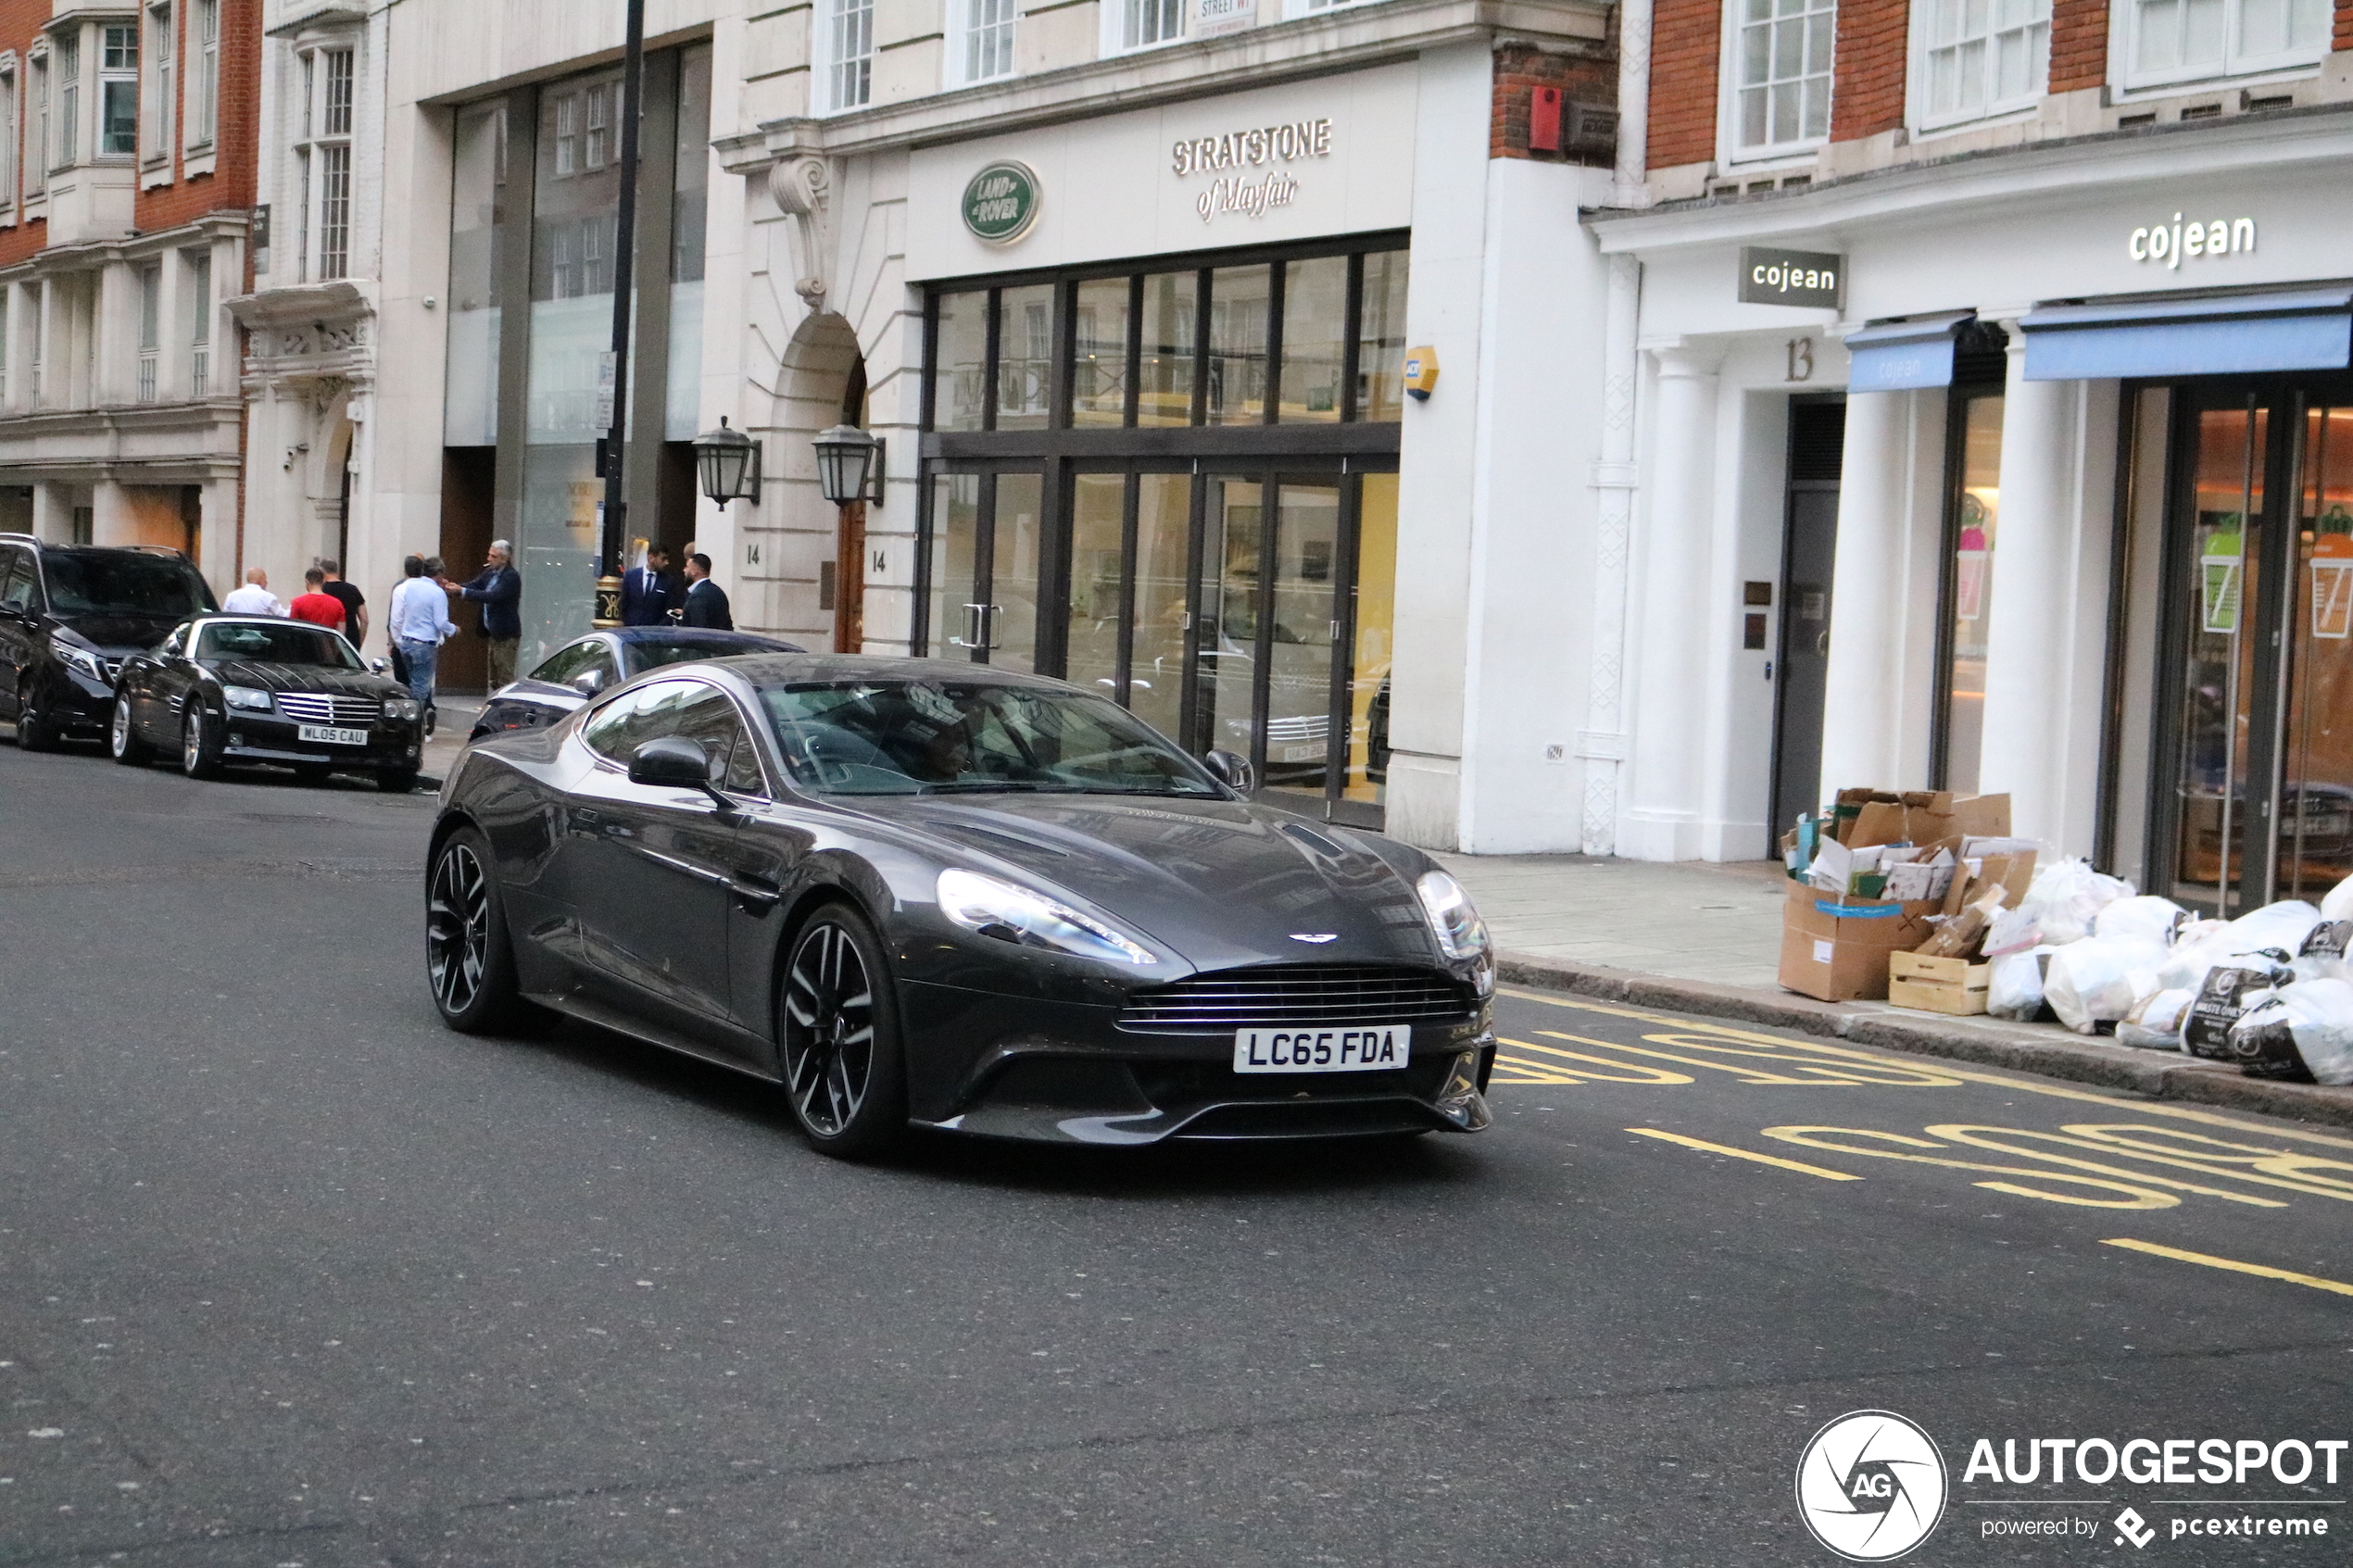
[620, 545, 679, 627]
[680, 553, 733, 630]
[444, 541, 522, 687]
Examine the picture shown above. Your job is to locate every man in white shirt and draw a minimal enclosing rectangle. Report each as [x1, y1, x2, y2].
[221, 569, 284, 617]
[385, 555, 459, 721]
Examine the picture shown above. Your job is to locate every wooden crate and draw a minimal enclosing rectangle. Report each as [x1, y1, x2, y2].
[1887, 950, 1990, 1016]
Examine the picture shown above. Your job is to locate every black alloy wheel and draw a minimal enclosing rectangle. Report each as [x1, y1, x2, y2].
[778, 905, 907, 1159]
[15, 681, 54, 751]
[425, 828, 536, 1033]
[109, 698, 152, 765]
[180, 704, 221, 779]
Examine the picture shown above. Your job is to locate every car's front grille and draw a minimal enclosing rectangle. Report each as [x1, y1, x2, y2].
[275, 692, 381, 727]
[1117, 964, 1476, 1033]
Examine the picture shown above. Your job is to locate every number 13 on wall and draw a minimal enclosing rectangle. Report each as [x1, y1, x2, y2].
[1786, 337, 1815, 383]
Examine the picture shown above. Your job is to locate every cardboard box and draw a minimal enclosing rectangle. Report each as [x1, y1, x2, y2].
[1780, 883, 1944, 1002]
[1888, 951, 1991, 1016]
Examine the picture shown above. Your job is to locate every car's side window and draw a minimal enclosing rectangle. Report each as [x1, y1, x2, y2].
[159, 622, 189, 658]
[582, 647, 620, 687]
[529, 641, 597, 685]
[0, 551, 28, 612]
[582, 680, 696, 764]
[672, 686, 764, 796]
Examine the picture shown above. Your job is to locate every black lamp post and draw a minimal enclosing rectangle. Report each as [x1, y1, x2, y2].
[812, 425, 880, 653]
[692, 417, 760, 506]
[593, 0, 648, 628]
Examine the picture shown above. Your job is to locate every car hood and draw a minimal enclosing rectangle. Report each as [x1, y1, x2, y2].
[849, 793, 1442, 973]
[57, 613, 182, 657]
[209, 660, 408, 698]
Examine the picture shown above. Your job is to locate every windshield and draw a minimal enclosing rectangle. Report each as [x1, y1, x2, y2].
[197, 621, 362, 669]
[44, 552, 213, 619]
[759, 679, 1223, 798]
[629, 639, 758, 673]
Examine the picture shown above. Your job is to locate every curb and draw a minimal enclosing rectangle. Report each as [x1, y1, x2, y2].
[1496, 953, 2353, 1135]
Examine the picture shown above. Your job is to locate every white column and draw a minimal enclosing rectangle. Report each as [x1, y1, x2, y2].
[39, 281, 67, 409]
[196, 475, 236, 596]
[1623, 344, 1723, 860]
[1, 282, 25, 414]
[1978, 342, 2118, 854]
[91, 479, 135, 546]
[155, 247, 185, 403]
[95, 260, 135, 407]
[1818, 390, 1915, 795]
[31, 482, 73, 544]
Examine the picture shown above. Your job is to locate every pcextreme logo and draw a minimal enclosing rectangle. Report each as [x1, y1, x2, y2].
[1796, 1411, 1951, 1562]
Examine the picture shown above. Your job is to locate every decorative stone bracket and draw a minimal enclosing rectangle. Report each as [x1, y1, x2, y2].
[768, 155, 833, 310]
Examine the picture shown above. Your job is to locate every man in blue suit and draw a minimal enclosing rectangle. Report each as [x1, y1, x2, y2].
[620, 544, 680, 627]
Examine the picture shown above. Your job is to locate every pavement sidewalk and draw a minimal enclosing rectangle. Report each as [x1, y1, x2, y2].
[1436, 850, 2353, 1134]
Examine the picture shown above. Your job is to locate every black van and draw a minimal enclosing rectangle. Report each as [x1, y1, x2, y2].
[0, 533, 216, 749]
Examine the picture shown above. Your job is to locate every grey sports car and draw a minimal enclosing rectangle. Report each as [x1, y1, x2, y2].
[426, 654, 1496, 1158]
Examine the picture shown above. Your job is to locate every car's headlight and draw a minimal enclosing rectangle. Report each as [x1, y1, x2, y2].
[384, 697, 421, 722]
[52, 644, 104, 682]
[1416, 869, 1491, 962]
[222, 685, 273, 712]
[936, 868, 1158, 967]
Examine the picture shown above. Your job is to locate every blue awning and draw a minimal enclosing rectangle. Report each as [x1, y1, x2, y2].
[1844, 311, 1974, 393]
[2020, 289, 2353, 381]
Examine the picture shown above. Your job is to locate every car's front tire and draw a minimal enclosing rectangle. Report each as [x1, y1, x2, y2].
[109, 698, 152, 765]
[180, 704, 221, 779]
[777, 903, 908, 1160]
[15, 680, 55, 751]
[425, 827, 537, 1033]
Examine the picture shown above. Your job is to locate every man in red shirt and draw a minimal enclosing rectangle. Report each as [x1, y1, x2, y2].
[288, 568, 348, 637]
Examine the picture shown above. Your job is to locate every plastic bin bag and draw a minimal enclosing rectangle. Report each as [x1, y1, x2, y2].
[1988, 946, 2056, 1022]
[2182, 964, 2290, 1060]
[2321, 873, 2353, 923]
[2094, 896, 2189, 947]
[2019, 859, 2135, 947]
[2044, 938, 2169, 1035]
[2292, 919, 2353, 984]
[2117, 987, 2195, 1050]
[2224, 977, 2353, 1085]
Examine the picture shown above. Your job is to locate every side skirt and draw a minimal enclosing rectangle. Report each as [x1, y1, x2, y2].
[522, 990, 782, 1085]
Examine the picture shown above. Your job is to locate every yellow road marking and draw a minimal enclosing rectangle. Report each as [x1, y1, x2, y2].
[1499, 988, 2353, 1153]
[1627, 1126, 1863, 1180]
[1762, 1125, 2178, 1209]
[1502, 1037, 1694, 1083]
[2102, 1237, 2353, 1298]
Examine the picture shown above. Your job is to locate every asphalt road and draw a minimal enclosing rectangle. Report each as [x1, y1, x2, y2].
[3, 738, 2350, 1567]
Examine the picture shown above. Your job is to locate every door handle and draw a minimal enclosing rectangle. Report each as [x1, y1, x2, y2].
[962, 603, 986, 648]
[730, 872, 783, 913]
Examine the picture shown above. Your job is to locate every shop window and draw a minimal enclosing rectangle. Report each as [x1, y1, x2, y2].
[954, 0, 1017, 84]
[1138, 271, 1196, 427]
[100, 24, 135, 157]
[1354, 250, 1408, 422]
[997, 283, 1054, 432]
[1730, 0, 1835, 157]
[934, 290, 988, 432]
[1206, 266, 1270, 426]
[1279, 256, 1346, 424]
[2124, 0, 2326, 88]
[1070, 276, 1130, 427]
[1936, 390, 2004, 792]
[442, 99, 502, 446]
[1917, 0, 2048, 127]
[825, 0, 875, 111]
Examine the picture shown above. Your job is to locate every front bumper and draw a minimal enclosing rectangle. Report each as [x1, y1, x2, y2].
[899, 979, 1496, 1146]
[220, 711, 423, 771]
[51, 667, 119, 734]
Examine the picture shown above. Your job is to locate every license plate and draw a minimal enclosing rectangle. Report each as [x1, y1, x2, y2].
[297, 723, 371, 746]
[1277, 743, 1324, 762]
[1233, 1025, 1409, 1073]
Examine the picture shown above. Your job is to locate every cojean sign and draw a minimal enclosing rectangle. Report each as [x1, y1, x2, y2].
[2130, 212, 2258, 269]
[962, 161, 1041, 244]
[1741, 246, 1844, 309]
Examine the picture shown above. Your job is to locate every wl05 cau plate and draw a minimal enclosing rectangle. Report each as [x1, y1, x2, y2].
[297, 723, 371, 747]
[1233, 1025, 1409, 1073]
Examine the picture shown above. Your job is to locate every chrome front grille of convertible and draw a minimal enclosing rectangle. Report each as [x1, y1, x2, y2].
[1117, 965, 1476, 1033]
[274, 692, 382, 727]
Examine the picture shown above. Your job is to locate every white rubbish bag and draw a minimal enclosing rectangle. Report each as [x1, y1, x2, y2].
[2094, 895, 2189, 947]
[2293, 919, 2353, 984]
[2157, 901, 2322, 996]
[2020, 859, 2135, 947]
[2223, 977, 2353, 1085]
[1988, 946, 2056, 1022]
[2116, 987, 2195, 1051]
[2043, 938, 2170, 1035]
[2321, 874, 2353, 923]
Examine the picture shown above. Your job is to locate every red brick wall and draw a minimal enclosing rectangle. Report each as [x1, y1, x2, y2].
[2049, 0, 2108, 92]
[1491, 43, 1618, 165]
[1648, 0, 1723, 167]
[1829, 0, 1907, 141]
[0, 0, 46, 270]
[2335, 0, 2353, 51]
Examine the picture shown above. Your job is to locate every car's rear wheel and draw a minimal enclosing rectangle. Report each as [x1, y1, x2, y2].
[778, 904, 907, 1159]
[426, 828, 536, 1033]
[109, 698, 152, 765]
[180, 705, 220, 779]
[15, 681, 55, 751]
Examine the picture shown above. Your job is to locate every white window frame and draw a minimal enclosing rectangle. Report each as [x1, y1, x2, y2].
[55, 27, 78, 169]
[26, 49, 45, 199]
[289, 42, 355, 282]
[98, 20, 137, 158]
[1720, 0, 1838, 163]
[2114, 0, 2328, 90]
[185, 245, 208, 395]
[949, 0, 1017, 87]
[142, 2, 172, 179]
[1100, 0, 1186, 56]
[184, 0, 217, 158]
[135, 262, 158, 401]
[25, 280, 40, 406]
[822, 0, 874, 112]
[0, 58, 18, 220]
[1912, 0, 2050, 131]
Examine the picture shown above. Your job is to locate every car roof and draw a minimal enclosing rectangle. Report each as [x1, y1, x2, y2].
[713, 652, 1080, 692]
[605, 627, 798, 648]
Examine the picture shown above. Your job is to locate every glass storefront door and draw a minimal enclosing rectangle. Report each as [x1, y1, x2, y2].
[922, 469, 1040, 671]
[2156, 385, 2353, 911]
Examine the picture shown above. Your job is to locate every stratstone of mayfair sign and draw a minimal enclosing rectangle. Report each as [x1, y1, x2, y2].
[962, 161, 1040, 244]
[1172, 117, 1332, 224]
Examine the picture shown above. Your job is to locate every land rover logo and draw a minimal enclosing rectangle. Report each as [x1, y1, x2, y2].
[962, 161, 1039, 244]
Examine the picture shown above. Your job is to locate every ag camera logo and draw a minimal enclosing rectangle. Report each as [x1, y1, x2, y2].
[1796, 1410, 1950, 1561]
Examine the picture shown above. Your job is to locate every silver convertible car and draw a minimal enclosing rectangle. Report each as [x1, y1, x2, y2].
[427, 654, 1497, 1158]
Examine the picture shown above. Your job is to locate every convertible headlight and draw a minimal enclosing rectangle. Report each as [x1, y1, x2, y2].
[222, 685, 273, 712]
[384, 697, 421, 722]
[936, 868, 1158, 967]
[1416, 869, 1492, 963]
[52, 644, 105, 682]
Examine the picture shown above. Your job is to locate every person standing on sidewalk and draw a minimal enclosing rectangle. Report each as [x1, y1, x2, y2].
[387, 556, 457, 729]
[318, 558, 368, 651]
[288, 569, 347, 634]
[222, 569, 285, 616]
[442, 542, 522, 688]
[621, 545, 679, 627]
[680, 553, 733, 630]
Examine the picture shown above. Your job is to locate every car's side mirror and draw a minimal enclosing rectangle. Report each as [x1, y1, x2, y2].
[627, 735, 714, 790]
[369, 657, 390, 675]
[571, 668, 606, 696]
[1202, 748, 1254, 794]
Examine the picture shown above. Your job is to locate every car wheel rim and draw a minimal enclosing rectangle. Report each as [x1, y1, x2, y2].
[182, 712, 202, 771]
[110, 702, 130, 756]
[782, 922, 875, 1136]
[426, 841, 489, 1016]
